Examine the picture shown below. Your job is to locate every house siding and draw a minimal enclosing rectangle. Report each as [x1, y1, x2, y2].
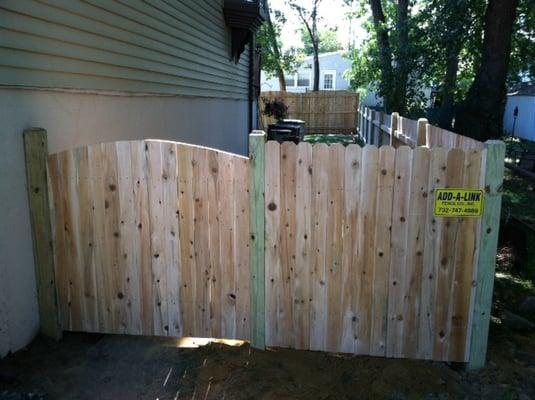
[504, 95, 535, 141]
[261, 52, 351, 93]
[0, 0, 250, 99]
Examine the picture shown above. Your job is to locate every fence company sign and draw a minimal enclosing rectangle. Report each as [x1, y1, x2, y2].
[434, 188, 484, 217]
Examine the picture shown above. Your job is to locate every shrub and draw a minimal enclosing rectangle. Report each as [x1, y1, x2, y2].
[262, 97, 288, 121]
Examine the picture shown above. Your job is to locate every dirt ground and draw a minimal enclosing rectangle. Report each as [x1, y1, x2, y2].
[0, 315, 533, 400]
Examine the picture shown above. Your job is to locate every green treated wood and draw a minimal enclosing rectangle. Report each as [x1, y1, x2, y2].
[467, 140, 505, 370]
[23, 128, 62, 340]
[417, 118, 428, 147]
[249, 131, 266, 349]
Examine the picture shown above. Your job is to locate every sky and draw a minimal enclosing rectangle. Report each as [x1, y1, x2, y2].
[268, 0, 368, 51]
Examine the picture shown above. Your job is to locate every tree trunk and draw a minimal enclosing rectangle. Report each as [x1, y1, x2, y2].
[394, 0, 409, 114]
[313, 43, 320, 91]
[266, 12, 287, 91]
[454, 0, 519, 141]
[437, 0, 469, 129]
[437, 42, 462, 129]
[369, 0, 394, 112]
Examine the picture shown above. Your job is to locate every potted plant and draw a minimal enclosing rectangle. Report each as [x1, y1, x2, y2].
[262, 97, 288, 122]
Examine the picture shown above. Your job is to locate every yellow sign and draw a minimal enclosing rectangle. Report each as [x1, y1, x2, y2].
[434, 188, 484, 217]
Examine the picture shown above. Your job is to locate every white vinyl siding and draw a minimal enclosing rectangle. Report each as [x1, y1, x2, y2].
[0, 0, 250, 99]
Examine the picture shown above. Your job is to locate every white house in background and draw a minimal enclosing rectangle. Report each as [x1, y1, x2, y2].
[261, 51, 352, 92]
[504, 82, 535, 141]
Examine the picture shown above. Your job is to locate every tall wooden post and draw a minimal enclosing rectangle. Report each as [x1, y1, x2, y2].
[23, 128, 62, 340]
[369, 110, 376, 145]
[390, 112, 399, 147]
[249, 131, 266, 349]
[467, 140, 505, 370]
[417, 118, 428, 147]
[366, 108, 373, 144]
[378, 111, 385, 146]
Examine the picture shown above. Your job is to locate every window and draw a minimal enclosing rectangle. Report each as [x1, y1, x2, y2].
[323, 73, 334, 89]
[285, 75, 296, 87]
[297, 72, 310, 87]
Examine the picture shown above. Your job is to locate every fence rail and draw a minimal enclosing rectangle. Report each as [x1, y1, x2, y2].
[261, 91, 359, 135]
[357, 106, 485, 151]
[24, 129, 504, 370]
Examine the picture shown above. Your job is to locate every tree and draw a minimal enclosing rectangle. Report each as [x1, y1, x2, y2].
[415, 0, 474, 129]
[300, 27, 343, 55]
[256, 6, 300, 91]
[289, 0, 322, 91]
[368, 0, 395, 111]
[366, 0, 414, 114]
[454, 0, 520, 141]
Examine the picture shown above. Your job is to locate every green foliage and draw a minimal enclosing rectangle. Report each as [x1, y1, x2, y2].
[508, 0, 535, 84]
[345, 0, 535, 117]
[299, 27, 343, 55]
[256, 9, 301, 78]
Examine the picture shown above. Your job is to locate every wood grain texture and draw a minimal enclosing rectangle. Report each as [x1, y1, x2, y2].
[468, 141, 505, 370]
[48, 139, 250, 340]
[250, 132, 265, 349]
[386, 146, 412, 358]
[24, 128, 62, 340]
[418, 147, 448, 359]
[46, 135, 494, 364]
[370, 146, 395, 356]
[433, 149, 465, 360]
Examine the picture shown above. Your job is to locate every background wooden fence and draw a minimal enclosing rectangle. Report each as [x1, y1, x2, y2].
[24, 127, 504, 370]
[261, 91, 359, 134]
[357, 105, 485, 151]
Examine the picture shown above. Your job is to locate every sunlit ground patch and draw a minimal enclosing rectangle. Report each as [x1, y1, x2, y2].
[172, 337, 246, 348]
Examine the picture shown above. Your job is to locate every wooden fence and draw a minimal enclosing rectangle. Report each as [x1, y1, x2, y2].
[24, 128, 505, 370]
[46, 140, 251, 340]
[357, 105, 485, 151]
[261, 91, 359, 134]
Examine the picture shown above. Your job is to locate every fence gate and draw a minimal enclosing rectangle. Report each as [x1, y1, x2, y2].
[46, 139, 251, 340]
[25, 130, 504, 370]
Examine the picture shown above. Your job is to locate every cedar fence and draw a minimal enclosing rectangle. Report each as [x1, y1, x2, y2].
[261, 90, 359, 135]
[24, 125, 504, 371]
[357, 105, 485, 151]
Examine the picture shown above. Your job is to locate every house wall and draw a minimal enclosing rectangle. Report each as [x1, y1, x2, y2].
[0, 0, 254, 357]
[504, 95, 535, 141]
[0, 0, 249, 99]
[261, 52, 352, 93]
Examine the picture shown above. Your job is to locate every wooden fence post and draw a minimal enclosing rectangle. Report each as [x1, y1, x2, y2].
[357, 105, 362, 137]
[390, 112, 399, 147]
[361, 107, 366, 141]
[378, 111, 384, 146]
[370, 110, 376, 145]
[467, 140, 506, 370]
[23, 128, 62, 340]
[249, 131, 266, 349]
[417, 118, 428, 147]
[367, 108, 373, 144]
